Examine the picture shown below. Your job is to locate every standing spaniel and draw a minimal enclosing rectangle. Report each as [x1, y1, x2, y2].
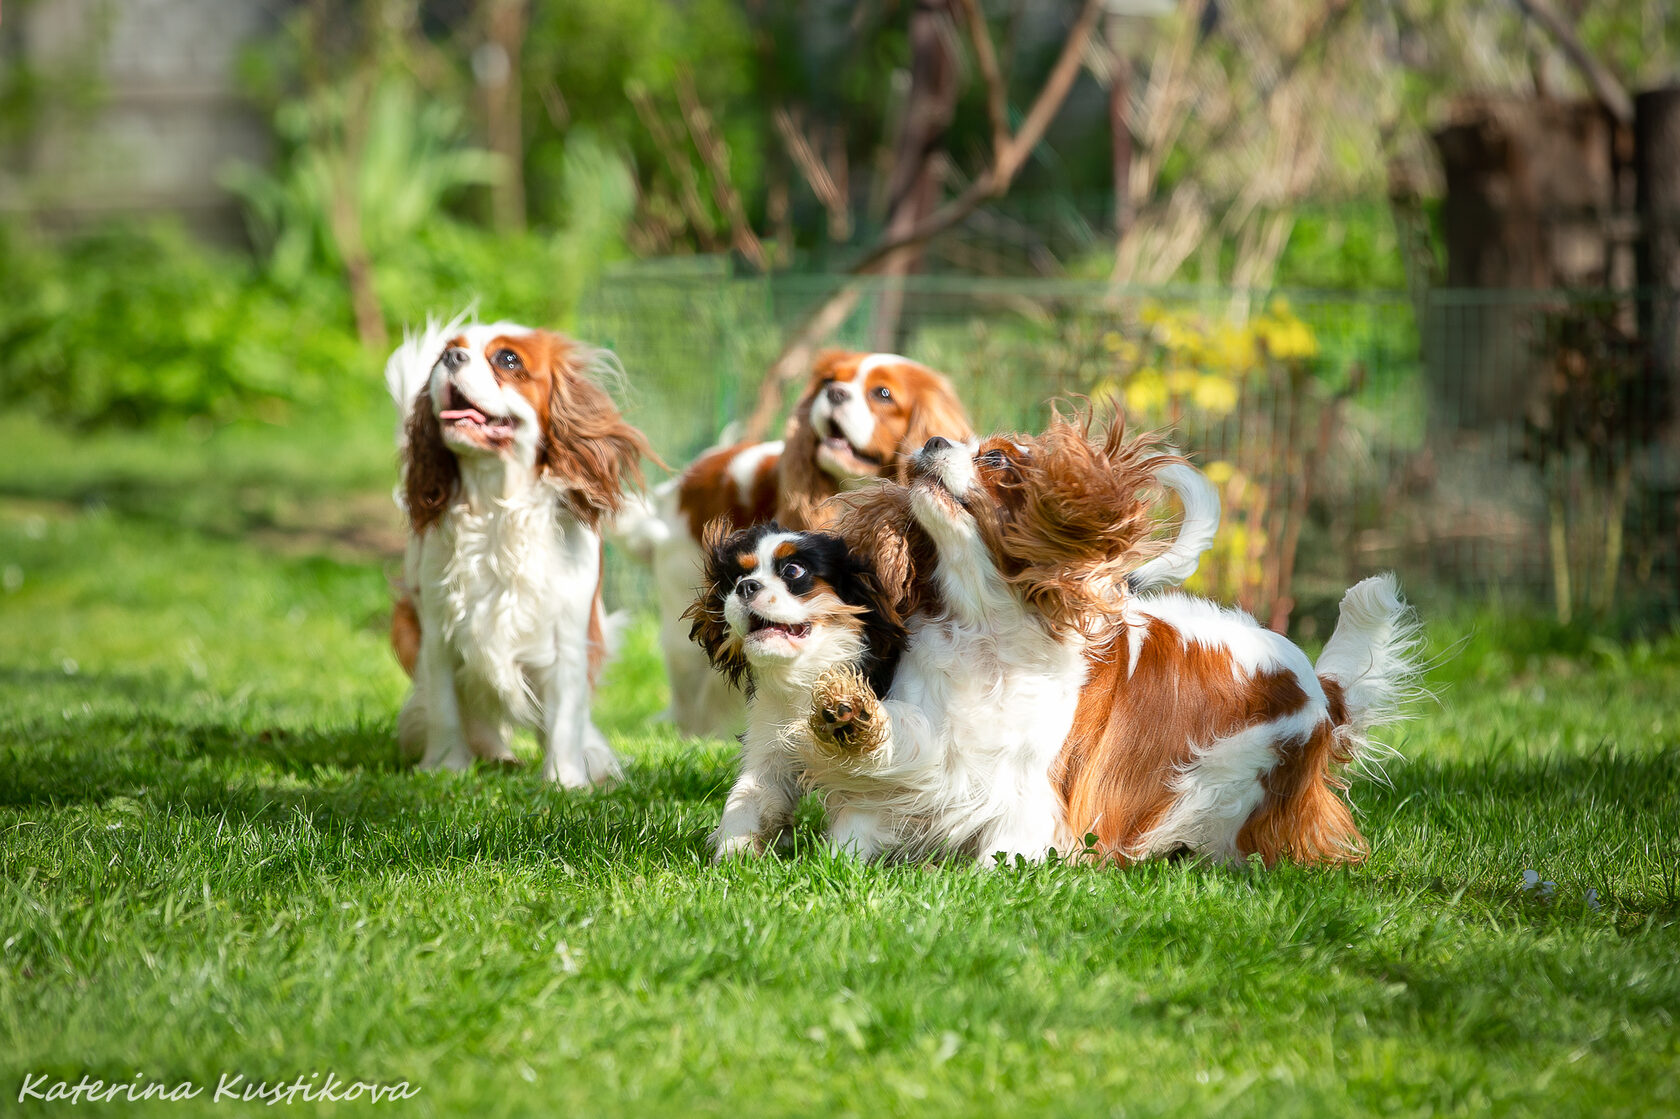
[619, 350, 972, 737]
[387, 318, 651, 786]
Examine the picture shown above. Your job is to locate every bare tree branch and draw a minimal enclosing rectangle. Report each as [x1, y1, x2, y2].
[773, 107, 851, 239]
[848, 0, 1101, 276]
[627, 83, 723, 252]
[742, 286, 866, 440]
[1509, 0, 1633, 125]
[956, 0, 1011, 158]
[743, 0, 1103, 438]
[677, 72, 769, 271]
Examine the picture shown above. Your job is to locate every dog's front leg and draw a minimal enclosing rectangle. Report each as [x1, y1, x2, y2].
[415, 628, 472, 771]
[825, 804, 897, 861]
[712, 763, 799, 861]
[536, 639, 622, 789]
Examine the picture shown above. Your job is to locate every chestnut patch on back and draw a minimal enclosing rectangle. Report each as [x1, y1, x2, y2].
[1056, 615, 1366, 866]
[1056, 617, 1311, 859]
[678, 442, 780, 538]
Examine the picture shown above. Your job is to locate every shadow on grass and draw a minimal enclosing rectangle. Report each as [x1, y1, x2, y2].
[0, 471, 402, 563]
[6, 662, 1675, 910]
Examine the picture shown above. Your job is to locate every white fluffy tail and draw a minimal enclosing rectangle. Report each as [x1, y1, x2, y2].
[1129, 461, 1222, 593]
[605, 477, 678, 565]
[385, 309, 475, 445]
[1315, 573, 1424, 733]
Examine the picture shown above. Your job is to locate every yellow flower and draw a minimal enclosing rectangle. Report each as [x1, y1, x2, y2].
[1122, 368, 1167, 415]
[1254, 305, 1319, 361]
[1102, 331, 1124, 353]
[1165, 367, 1198, 395]
[1192, 374, 1239, 416]
[1203, 460, 1236, 486]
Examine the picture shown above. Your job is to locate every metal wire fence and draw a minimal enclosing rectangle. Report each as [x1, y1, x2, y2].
[581, 261, 1680, 631]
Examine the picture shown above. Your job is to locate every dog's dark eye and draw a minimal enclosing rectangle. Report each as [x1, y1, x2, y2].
[493, 348, 523, 372]
[781, 562, 807, 581]
[872, 385, 893, 402]
[978, 448, 1009, 469]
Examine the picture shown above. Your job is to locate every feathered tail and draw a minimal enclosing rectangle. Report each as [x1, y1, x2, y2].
[1238, 574, 1423, 866]
[1315, 573, 1425, 751]
[1129, 461, 1222, 593]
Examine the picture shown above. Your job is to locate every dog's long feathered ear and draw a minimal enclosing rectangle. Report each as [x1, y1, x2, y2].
[776, 351, 850, 529]
[996, 406, 1177, 641]
[896, 371, 974, 484]
[682, 518, 752, 693]
[831, 484, 939, 626]
[404, 389, 459, 534]
[834, 552, 910, 700]
[543, 349, 653, 526]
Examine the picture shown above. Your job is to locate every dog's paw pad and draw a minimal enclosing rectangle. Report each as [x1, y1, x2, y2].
[809, 667, 885, 755]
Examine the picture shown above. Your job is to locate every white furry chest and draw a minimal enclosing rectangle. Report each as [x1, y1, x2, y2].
[416, 493, 596, 710]
[897, 620, 1088, 779]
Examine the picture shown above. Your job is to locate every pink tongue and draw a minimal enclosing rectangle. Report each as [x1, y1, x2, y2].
[440, 408, 487, 424]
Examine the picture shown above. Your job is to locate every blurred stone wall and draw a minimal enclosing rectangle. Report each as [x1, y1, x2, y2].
[0, 0, 283, 240]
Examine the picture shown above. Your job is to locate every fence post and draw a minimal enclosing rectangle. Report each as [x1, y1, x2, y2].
[1636, 87, 1680, 445]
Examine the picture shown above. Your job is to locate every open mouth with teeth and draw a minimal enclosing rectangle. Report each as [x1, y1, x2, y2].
[439, 383, 515, 443]
[814, 422, 885, 477]
[744, 611, 813, 645]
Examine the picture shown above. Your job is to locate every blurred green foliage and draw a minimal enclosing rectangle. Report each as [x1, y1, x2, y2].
[221, 74, 502, 290]
[0, 131, 634, 429]
[0, 222, 367, 426]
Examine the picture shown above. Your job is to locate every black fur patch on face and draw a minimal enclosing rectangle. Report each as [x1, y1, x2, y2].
[683, 520, 907, 699]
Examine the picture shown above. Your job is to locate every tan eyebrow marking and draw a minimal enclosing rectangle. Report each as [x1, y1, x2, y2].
[736, 553, 759, 570]
[773, 541, 797, 560]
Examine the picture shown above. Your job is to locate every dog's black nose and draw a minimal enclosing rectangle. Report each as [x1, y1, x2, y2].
[735, 577, 762, 601]
[824, 383, 848, 407]
[921, 435, 952, 455]
[440, 347, 468, 370]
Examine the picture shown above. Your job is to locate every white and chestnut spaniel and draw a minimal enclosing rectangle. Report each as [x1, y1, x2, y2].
[618, 349, 972, 738]
[799, 412, 1420, 866]
[689, 424, 1223, 862]
[684, 521, 907, 860]
[386, 317, 651, 786]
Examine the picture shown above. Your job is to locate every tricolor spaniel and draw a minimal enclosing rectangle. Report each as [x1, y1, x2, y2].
[689, 422, 1221, 861]
[798, 413, 1420, 865]
[684, 521, 907, 859]
[386, 318, 651, 786]
[620, 349, 972, 737]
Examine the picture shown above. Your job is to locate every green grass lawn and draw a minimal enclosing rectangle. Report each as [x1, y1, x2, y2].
[2, 412, 1677, 1117]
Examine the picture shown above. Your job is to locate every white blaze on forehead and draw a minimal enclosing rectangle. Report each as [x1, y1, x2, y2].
[727, 441, 783, 499]
[850, 352, 923, 381]
[726, 531, 821, 633]
[754, 531, 803, 570]
[458, 321, 535, 351]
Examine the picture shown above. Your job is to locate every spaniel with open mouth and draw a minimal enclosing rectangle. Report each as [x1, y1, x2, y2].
[386, 316, 652, 786]
[618, 349, 973, 738]
[684, 521, 908, 859]
[687, 423, 1222, 861]
[798, 411, 1421, 867]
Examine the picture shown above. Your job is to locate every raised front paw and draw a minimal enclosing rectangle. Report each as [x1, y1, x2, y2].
[809, 666, 887, 756]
